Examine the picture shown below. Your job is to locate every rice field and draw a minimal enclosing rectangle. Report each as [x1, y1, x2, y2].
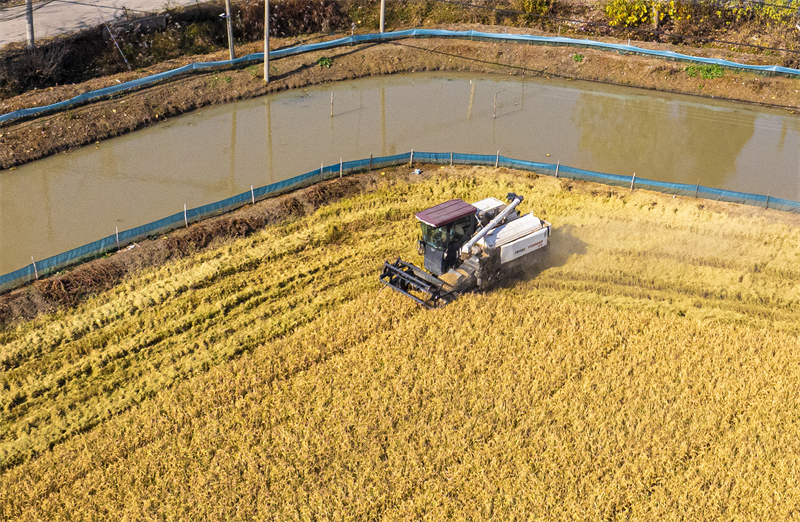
[1, 166, 798, 520]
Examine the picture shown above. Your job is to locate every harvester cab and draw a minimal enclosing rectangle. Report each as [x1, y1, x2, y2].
[380, 193, 551, 308]
[416, 199, 479, 276]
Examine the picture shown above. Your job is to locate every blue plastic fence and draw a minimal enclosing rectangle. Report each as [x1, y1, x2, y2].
[1, 151, 797, 295]
[2, 29, 800, 124]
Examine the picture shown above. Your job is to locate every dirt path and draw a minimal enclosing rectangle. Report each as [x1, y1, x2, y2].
[2, 25, 799, 170]
[0, 0, 195, 47]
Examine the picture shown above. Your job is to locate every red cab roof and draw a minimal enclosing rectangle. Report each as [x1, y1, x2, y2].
[415, 199, 477, 227]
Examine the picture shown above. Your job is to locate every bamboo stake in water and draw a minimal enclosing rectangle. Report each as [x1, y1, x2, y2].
[331, 92, 334, 117]
[493, 92, 497, 119]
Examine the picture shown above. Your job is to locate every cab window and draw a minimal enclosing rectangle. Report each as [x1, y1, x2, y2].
[449, 216, 473, 245]
[420, 223, 447, 250]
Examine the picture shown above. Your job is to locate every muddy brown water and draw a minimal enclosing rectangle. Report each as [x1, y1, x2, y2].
[1, 72, 798, 274]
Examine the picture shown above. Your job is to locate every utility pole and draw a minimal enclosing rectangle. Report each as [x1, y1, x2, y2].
[224, 0, 235, 59]
[25, 0, 34, 49]
[380, 0, 385, 33]
[264, 0, 269, 83]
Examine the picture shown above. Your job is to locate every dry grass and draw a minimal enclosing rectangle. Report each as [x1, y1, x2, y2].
[1, 166, 798, 519]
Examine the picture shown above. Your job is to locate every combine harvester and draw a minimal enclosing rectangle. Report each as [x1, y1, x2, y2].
[380, 193, 551, 308]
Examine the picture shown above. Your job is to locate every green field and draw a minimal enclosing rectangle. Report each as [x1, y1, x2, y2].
[1, 166, 799, 519]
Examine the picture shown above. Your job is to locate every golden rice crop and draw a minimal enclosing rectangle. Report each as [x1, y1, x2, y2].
[0, 166, 798, 520]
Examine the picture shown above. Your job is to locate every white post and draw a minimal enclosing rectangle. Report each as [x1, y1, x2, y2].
[25, 0, 35, 50]
[184, 204, 188, 227]
[339, 158, 343, 178]
[251, 185, 255, 204]
[450, 152, 453, 166]
[116, 226, 120, 251]
[225, 0, 235, 60]
[264, 0, 270, 82]
[631, 172, 636, 191]
[495, 151, 499, 168]
[321, 163, 324, 176]
[410, 149, 414, 166]
[555, 160, 560, 178]
[330, 92, 334, 117]
[380, 0, 386, 33]
[31, 257, 38, 279]
[493, 92, 497, 119]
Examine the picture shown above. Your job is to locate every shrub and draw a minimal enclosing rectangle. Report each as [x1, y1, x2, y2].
[513, 0, 555, 23]
[237, 0, 350, 40]
[605, 0, 651, 27]
[685, 63, 724, 79]
[727, 0, 797, 26]
[604, 0, 691, 28]
[0, 44, 69, 97]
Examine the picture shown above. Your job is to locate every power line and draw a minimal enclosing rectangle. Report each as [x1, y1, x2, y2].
[92, 0, 131, 70]
[0, 0, 155, 22]
[735, 0, 800, 12]
[50, 0, 154, 14]
[390, 40, 800, 111]
[0, 0, 56, 22]
[429, 0, 800, 55]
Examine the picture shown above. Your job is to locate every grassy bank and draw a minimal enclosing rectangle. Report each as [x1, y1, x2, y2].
[1, 166, 798, 519]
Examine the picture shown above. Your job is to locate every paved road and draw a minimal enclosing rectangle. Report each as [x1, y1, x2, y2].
[0, 0, 200, 48]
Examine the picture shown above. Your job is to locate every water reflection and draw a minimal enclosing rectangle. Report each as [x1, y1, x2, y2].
[266, 97, 274, 184]
[1, 72, 798, 274]
[573, 91, 757, 186]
